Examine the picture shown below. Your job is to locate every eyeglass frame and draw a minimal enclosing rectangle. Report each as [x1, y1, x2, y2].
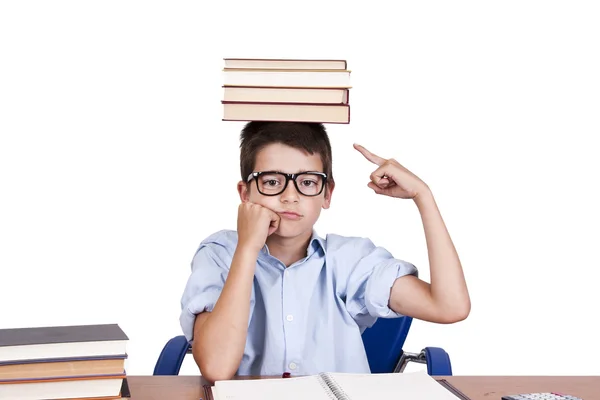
[246, 171, 328, 197]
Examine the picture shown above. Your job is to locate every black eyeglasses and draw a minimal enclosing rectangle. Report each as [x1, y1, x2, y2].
[247, 171, 328, 197]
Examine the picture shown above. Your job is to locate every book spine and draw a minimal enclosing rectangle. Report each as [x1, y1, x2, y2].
[318, 373, 350, 400]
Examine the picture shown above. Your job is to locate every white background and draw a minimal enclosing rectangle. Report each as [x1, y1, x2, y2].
[1, 1, 599, 376]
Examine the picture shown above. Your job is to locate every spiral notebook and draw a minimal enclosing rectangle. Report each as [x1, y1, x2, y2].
[203, 370, 470, 400]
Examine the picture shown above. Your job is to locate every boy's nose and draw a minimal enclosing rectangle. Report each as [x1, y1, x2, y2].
[280, 181, 300, 202]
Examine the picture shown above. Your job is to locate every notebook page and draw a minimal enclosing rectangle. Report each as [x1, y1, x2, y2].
[326, 370, 461, 400]
[213, 375, 334, 400]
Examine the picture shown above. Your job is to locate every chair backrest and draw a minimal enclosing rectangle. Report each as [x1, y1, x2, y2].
[361, 316, 413, 373]
[153, 335, 191, 375]
[154, 316, 413, 375]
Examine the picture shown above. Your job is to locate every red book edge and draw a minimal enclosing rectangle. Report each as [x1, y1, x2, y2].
[222, 101, 351, 124]
[222, 85, 348, 91]
[222, 101, 349, 107]
[223, 85, 352, 89]
[222, 117, 349, 125]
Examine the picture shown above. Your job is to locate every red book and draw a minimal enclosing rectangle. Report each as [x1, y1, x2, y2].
[222, 101, 350, 124]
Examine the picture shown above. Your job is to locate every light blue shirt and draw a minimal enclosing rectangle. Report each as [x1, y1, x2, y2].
[179, 229, 418, 376]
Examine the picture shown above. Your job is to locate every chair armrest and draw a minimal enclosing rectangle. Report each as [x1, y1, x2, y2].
[393, 346, 453, 376]
[423, 346, 452, 376]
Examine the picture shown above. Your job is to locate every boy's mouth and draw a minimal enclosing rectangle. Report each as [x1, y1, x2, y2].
[277, 211, 303, 220]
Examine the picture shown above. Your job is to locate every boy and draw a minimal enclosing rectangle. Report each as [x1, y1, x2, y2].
[179, 121, 470, 382]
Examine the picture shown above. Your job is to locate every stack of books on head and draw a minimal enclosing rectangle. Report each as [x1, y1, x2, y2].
[0, 324, 131, 399]
[221, 58, 352, 124]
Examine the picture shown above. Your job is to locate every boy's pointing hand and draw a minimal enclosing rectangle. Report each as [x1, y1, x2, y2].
[354, 143, 429, 200]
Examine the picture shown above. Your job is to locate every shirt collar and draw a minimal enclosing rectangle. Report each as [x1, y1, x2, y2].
[307, 229, 326, 256]
[260, 230, 326, 258]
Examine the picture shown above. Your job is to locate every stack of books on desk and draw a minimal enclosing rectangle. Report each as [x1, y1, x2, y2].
[0, 323, 131, 399]
[222, 58, 352, 124]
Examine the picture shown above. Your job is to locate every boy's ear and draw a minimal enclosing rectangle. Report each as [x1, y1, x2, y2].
[322, 181, 335, 209]
[237, 181, 250, 203]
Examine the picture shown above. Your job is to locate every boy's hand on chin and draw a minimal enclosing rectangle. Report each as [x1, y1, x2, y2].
[354, 143, 430, 200]
[237, 202, 280, 253]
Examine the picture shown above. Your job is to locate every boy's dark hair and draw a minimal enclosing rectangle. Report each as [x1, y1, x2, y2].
[239, 121, 334, 184]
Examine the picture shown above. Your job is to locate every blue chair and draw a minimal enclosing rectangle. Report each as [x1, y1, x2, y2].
[153, 316, 452, 376]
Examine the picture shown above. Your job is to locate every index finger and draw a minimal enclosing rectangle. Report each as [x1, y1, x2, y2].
[353, 143, 387, 166]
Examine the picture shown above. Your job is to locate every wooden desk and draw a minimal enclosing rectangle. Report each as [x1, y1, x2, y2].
[127, 375, 600, 400]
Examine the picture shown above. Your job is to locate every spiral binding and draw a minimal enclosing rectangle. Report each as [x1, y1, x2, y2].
[318, 373, 351, 400]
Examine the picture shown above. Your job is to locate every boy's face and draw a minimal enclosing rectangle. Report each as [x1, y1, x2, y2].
[237, 143, 334, 240]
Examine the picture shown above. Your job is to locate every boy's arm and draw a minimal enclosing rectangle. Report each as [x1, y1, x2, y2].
[354, 143, 471, 324]
[389, 189, 470, 323]
[191, 202, 280, 382]
[192, 245, 259, 382]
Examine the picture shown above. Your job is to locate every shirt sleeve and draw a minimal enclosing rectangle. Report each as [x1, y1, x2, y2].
[344, 237, 418, 329]
[179, 242, 231, 342]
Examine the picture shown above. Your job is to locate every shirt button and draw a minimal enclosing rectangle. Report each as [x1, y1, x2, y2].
[286, 315, 293, 322]
[288, 362, 297, 370]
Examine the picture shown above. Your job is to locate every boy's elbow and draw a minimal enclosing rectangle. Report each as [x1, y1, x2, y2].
[449, 308, 470, 323]
[201, 366, 236, 383]
[459, 297, 472, 320]
[193, 348, 237, 383]
[441, 301, 470, 323]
